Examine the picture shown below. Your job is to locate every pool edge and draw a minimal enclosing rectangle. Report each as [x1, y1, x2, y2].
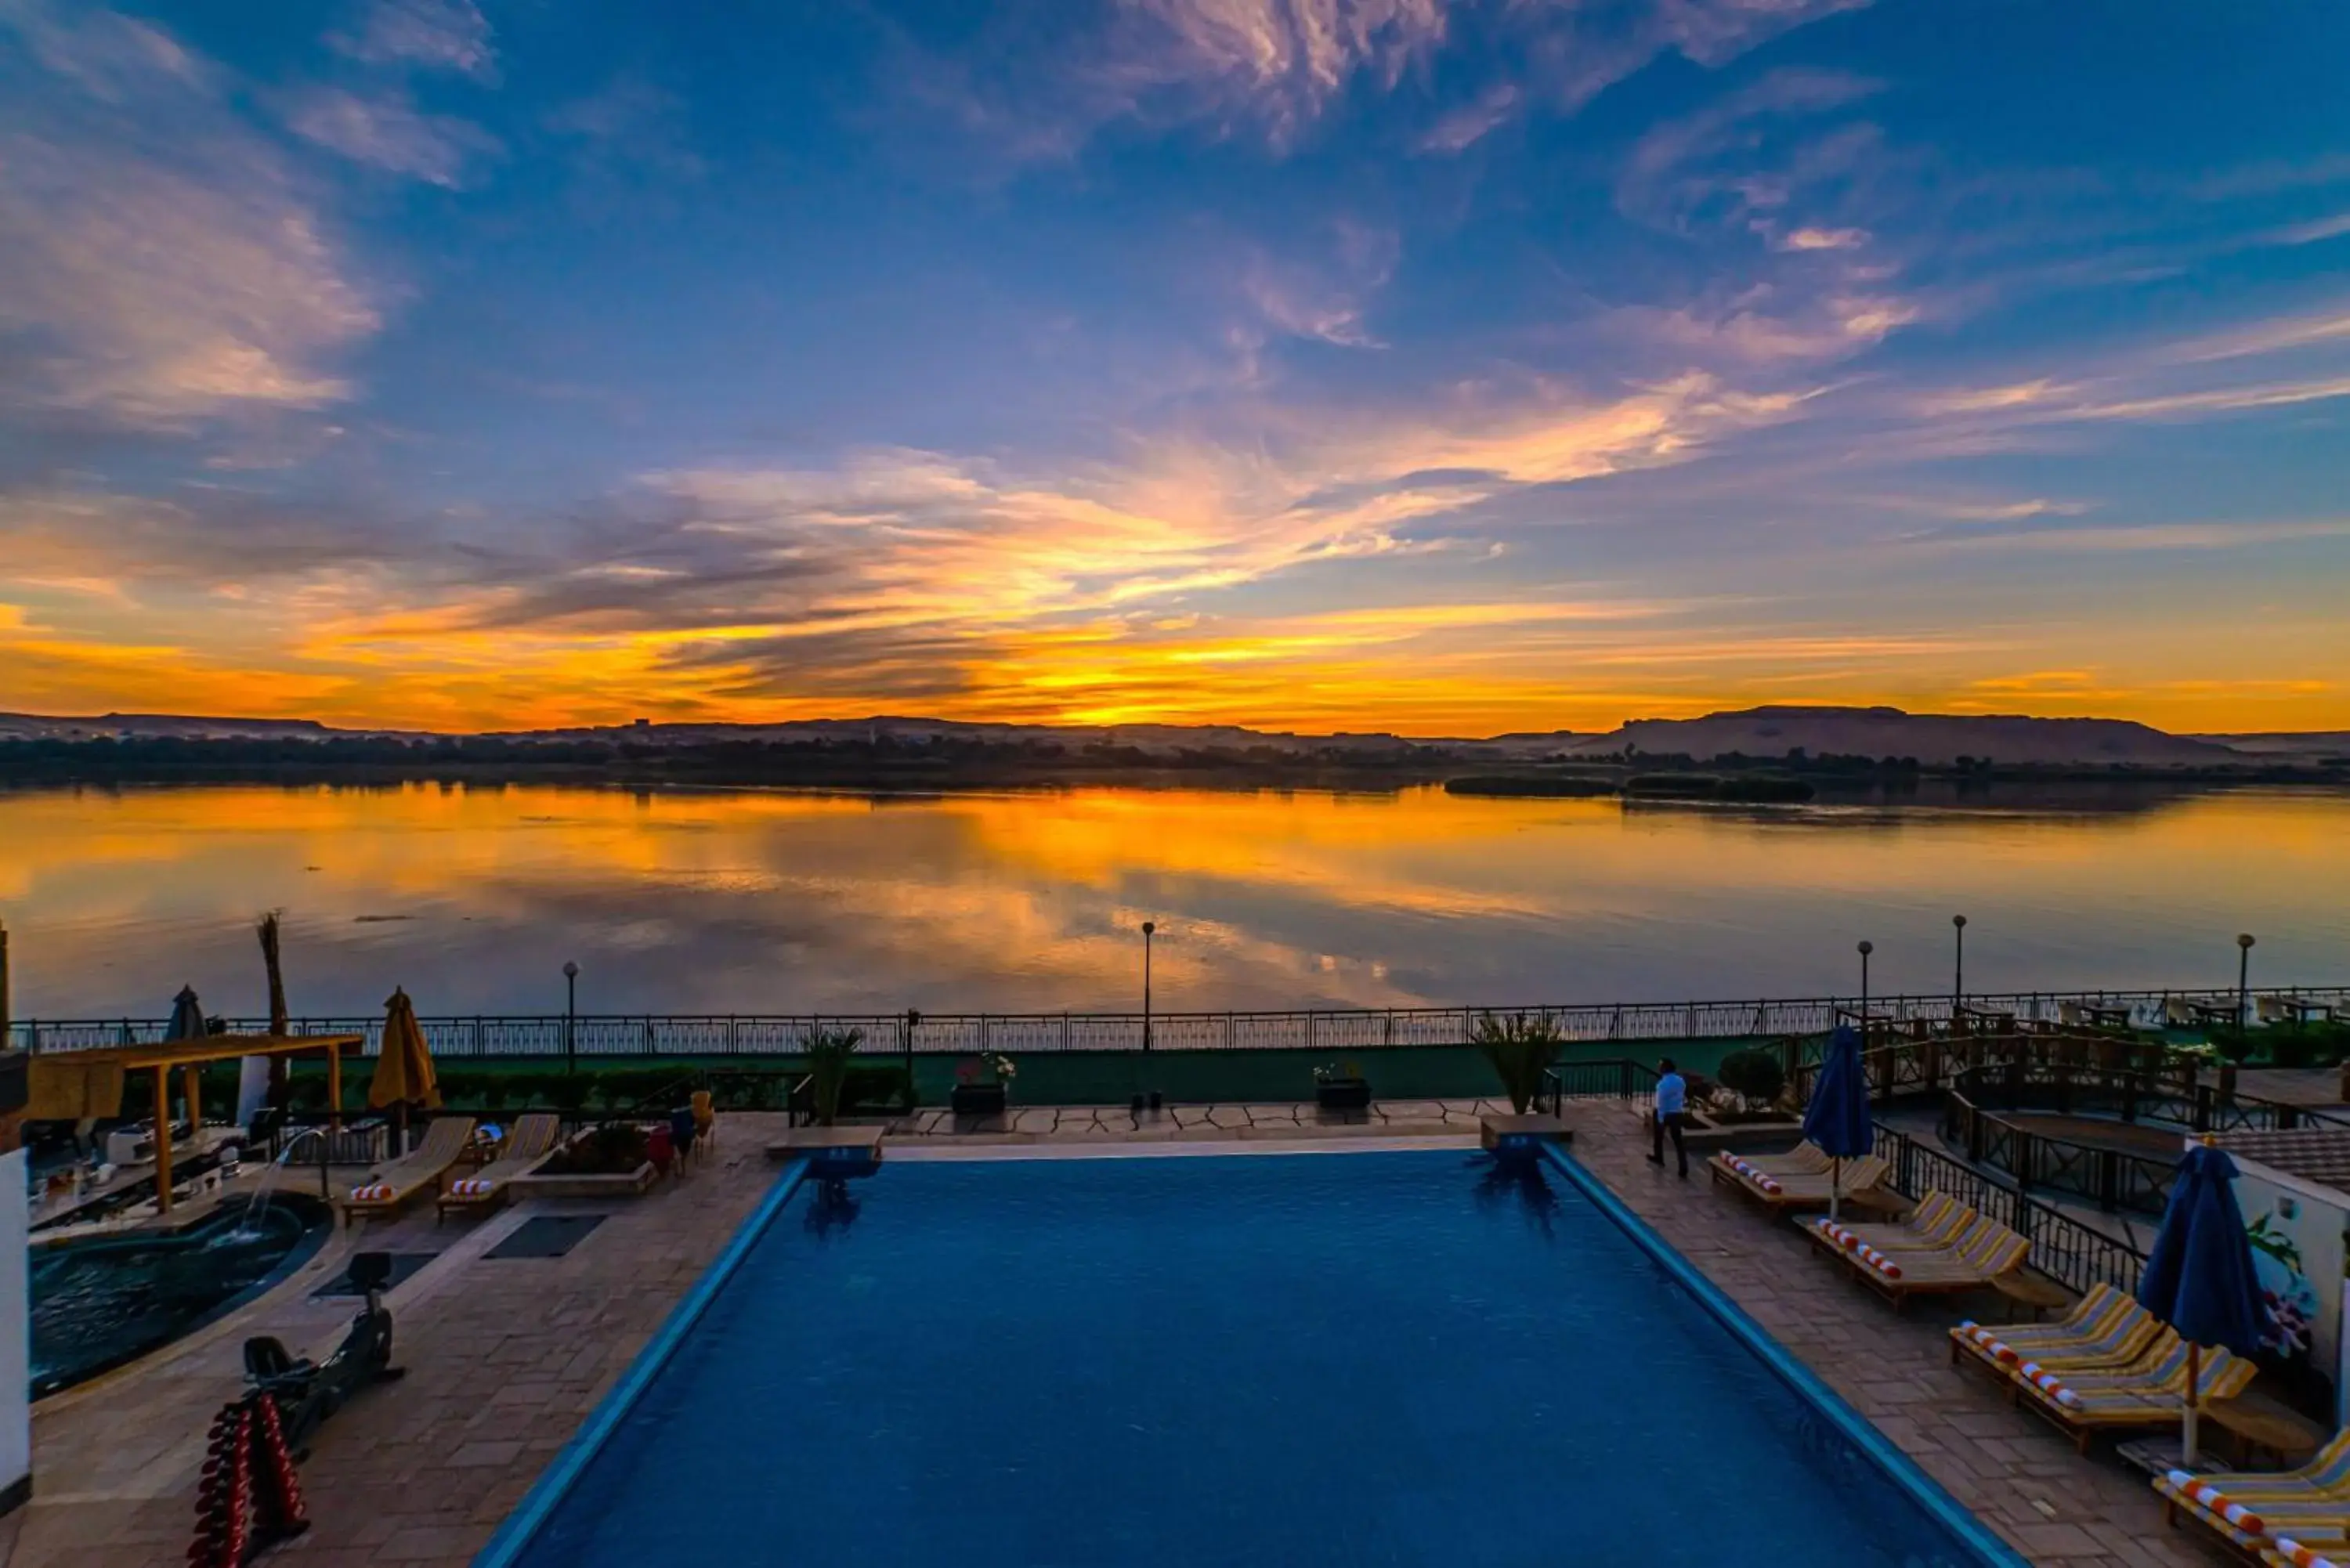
[470, 1159, 811, 1568]
[1539, 1146, 2030, 1568]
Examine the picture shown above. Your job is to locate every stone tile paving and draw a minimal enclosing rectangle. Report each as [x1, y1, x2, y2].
[5, 1099, 2235, 1568]
[8, 1115, 797, 1568]
[1556, 1101, 2229, 1568]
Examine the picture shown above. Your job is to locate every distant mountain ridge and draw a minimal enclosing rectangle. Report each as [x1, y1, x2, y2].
[0, 704, 2331, 768]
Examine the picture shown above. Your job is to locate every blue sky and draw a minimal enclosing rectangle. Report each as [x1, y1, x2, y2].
[2, 0, 2346, 733]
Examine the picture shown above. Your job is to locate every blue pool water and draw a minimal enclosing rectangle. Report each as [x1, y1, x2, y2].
[503, 1150, 2007, 1568]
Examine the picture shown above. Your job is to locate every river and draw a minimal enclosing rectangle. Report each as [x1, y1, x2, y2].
[1, 781, 2344, 1021]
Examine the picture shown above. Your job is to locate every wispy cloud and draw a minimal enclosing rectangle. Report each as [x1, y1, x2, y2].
[327, 0, 497, 82]
[283, 85, 503, 186]
[0, 5, 378, 423]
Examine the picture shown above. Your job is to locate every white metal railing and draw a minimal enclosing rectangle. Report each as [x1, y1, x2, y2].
[9, 985, 2341, 1057]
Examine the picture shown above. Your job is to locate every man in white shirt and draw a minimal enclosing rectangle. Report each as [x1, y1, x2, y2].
[1649, 1057, 1689, 1176]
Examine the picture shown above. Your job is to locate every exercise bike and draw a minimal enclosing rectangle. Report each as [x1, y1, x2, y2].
[241, 1251, 405, 1458]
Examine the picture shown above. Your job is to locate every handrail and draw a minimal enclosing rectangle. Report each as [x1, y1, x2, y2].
[14, 983, 2344, 1057]
[1872, 1122, 2146, 1298]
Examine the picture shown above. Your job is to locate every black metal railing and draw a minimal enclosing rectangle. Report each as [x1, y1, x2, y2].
[1539, 1058, 1659, 1111]
[1873, 1122, 2146, 1298]
[15, 983, 2345, 1057]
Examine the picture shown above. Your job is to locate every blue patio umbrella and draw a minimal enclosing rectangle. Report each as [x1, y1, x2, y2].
[1802, 1024, 1874, 1219]
[2138, 1138, 2266, 1463]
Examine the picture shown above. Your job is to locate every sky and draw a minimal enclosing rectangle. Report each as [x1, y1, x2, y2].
[1, 0, 2346, 738]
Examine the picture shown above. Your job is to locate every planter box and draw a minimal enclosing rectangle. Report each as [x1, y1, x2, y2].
[951, 1083, 1008, 1117]
[1315, 1078, 1372, 1111]
[507, 1161, 656, 1201]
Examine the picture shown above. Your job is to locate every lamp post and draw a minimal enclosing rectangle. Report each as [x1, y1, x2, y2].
[2237, 933, 2255, 1035]
[903, 1007, 920, 1090]
[1951, 915, 1966, 1016]
[1857, 940, 1873, 1040]
[562, 960, 579, 1077]
[1141, 922, 1156, 1053]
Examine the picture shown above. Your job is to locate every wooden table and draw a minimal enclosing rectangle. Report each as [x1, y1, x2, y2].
[2205, 1395, 2329, 1468]
[2189, 1002, 2242, 1029]
[2083, 1004, 2134, 1031]
[1989, 1271, 2073, 1322]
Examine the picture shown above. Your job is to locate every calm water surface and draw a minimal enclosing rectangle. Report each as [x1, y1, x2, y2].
[2, 782, 2345, 1017]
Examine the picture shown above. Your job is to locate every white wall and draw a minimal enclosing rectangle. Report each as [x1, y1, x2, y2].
[0, 1150, 27, 1508]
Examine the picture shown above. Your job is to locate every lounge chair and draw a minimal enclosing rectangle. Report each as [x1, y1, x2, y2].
[435, 1113, 561, 1219]
[1712, 1153, 1891, 1212]
[2016, 1342, 2257, 1451]
[1809, 1212, 2029, 1306]
[1822, 1190, 1974, 1252]
[1949, 1284, 2160, 1381]
[345, 1115, 478, 1220]
[1707, 1142, 1832, 1182]
[2264, 1540, 2350, 1568]
[2157, 1431, 2350, 1553]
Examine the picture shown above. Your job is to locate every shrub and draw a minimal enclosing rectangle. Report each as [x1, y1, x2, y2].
[1717, 1049, 1787, 1110]
[1472, 1011, 1566, 1115]
[2269, 1031, 2319, 1070]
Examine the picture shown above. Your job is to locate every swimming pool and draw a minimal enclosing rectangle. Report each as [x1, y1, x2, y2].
[486, 1147, 2021, 1567]
[31, 1195, 331, 1398]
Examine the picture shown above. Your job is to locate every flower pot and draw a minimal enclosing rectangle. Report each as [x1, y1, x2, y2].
[1315, 1078, 1371, 1111]
[951, 1082, 1007, 1117]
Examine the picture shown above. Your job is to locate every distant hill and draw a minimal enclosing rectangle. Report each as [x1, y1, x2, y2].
[0, 711, 364, 740]
[1560, 706, 2240, 768]
[0, 704, 2334, 769]
[2193, 731, 2350, 760]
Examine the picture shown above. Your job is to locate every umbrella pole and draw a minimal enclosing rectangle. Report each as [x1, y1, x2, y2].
[2182, 1342, 2200, 1467]
[1830, 1154, 1841, 1221]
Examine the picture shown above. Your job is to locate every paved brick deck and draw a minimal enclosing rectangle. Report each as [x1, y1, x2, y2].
[3, 1101, 2232, 1567]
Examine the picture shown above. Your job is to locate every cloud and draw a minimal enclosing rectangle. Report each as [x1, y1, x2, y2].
[284, 86, 502, 186]
[1416, 83, 1518, 154]
[0, 3, 378, 424]
[544, 77, 706, 181]
[1780, 225, 1867, 251]
[328, 0, 497, 81]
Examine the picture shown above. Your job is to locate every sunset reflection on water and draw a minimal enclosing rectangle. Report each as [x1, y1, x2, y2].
[2, 781, 2345, 1019]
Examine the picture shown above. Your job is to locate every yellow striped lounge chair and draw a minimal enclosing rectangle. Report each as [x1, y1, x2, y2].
[1716, 1154, 1891, 1212]
[2018, 1342, 2258, 1451]
[2264, 1537, 2350, 1568]
[436, 1112, 562, 1219]
[1949, 1284, 2156, 1380]
[2156, 1431, 2350, 1551]
[1824, 1190, 1971, 1252]
[1813, 1214, 2029, 1307]
[1708, 1142, 1832, 1183]
[344, 1115, 479, 1220]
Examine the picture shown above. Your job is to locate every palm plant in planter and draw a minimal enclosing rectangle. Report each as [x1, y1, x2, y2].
[1312, 1060, 1371, 1110]
[951, 1053, 1016, 1117]
[802, 1027, 865, 1126]
[1473, 1011, 1566, 1113]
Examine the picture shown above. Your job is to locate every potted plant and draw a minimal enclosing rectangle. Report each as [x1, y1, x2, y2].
[951, 1053, 1016, 1117]
[1313, 1060, 1372, 1111]
[1472, 1011, 1564, 1113]
[512, 1119, 659, 1198]
[801, 1027, 865, 1125]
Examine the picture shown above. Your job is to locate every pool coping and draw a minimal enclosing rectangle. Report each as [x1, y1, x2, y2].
[1538, 1144, 2033, 1568]
[469, 1158, 811, 1568]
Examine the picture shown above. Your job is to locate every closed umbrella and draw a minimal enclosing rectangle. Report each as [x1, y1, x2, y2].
[1802, 1024, 1874, 1220]
[165, 985, 206, 1043]
[2138, 1137, 2265, 1465]
[369, 988, 441, 1153]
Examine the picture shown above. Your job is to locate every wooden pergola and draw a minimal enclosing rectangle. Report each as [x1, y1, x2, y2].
[42, 1032, 364, 1213]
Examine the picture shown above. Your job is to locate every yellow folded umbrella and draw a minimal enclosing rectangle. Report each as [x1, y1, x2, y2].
[368, 988, 441, 1111]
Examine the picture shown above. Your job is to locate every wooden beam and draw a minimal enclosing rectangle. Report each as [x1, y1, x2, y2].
[153, 1065, 172, 1215]
[182, 1064, 202, 1139]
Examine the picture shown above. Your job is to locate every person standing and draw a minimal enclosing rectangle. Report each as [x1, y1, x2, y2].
[1649, 1057, 1688, 1176]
